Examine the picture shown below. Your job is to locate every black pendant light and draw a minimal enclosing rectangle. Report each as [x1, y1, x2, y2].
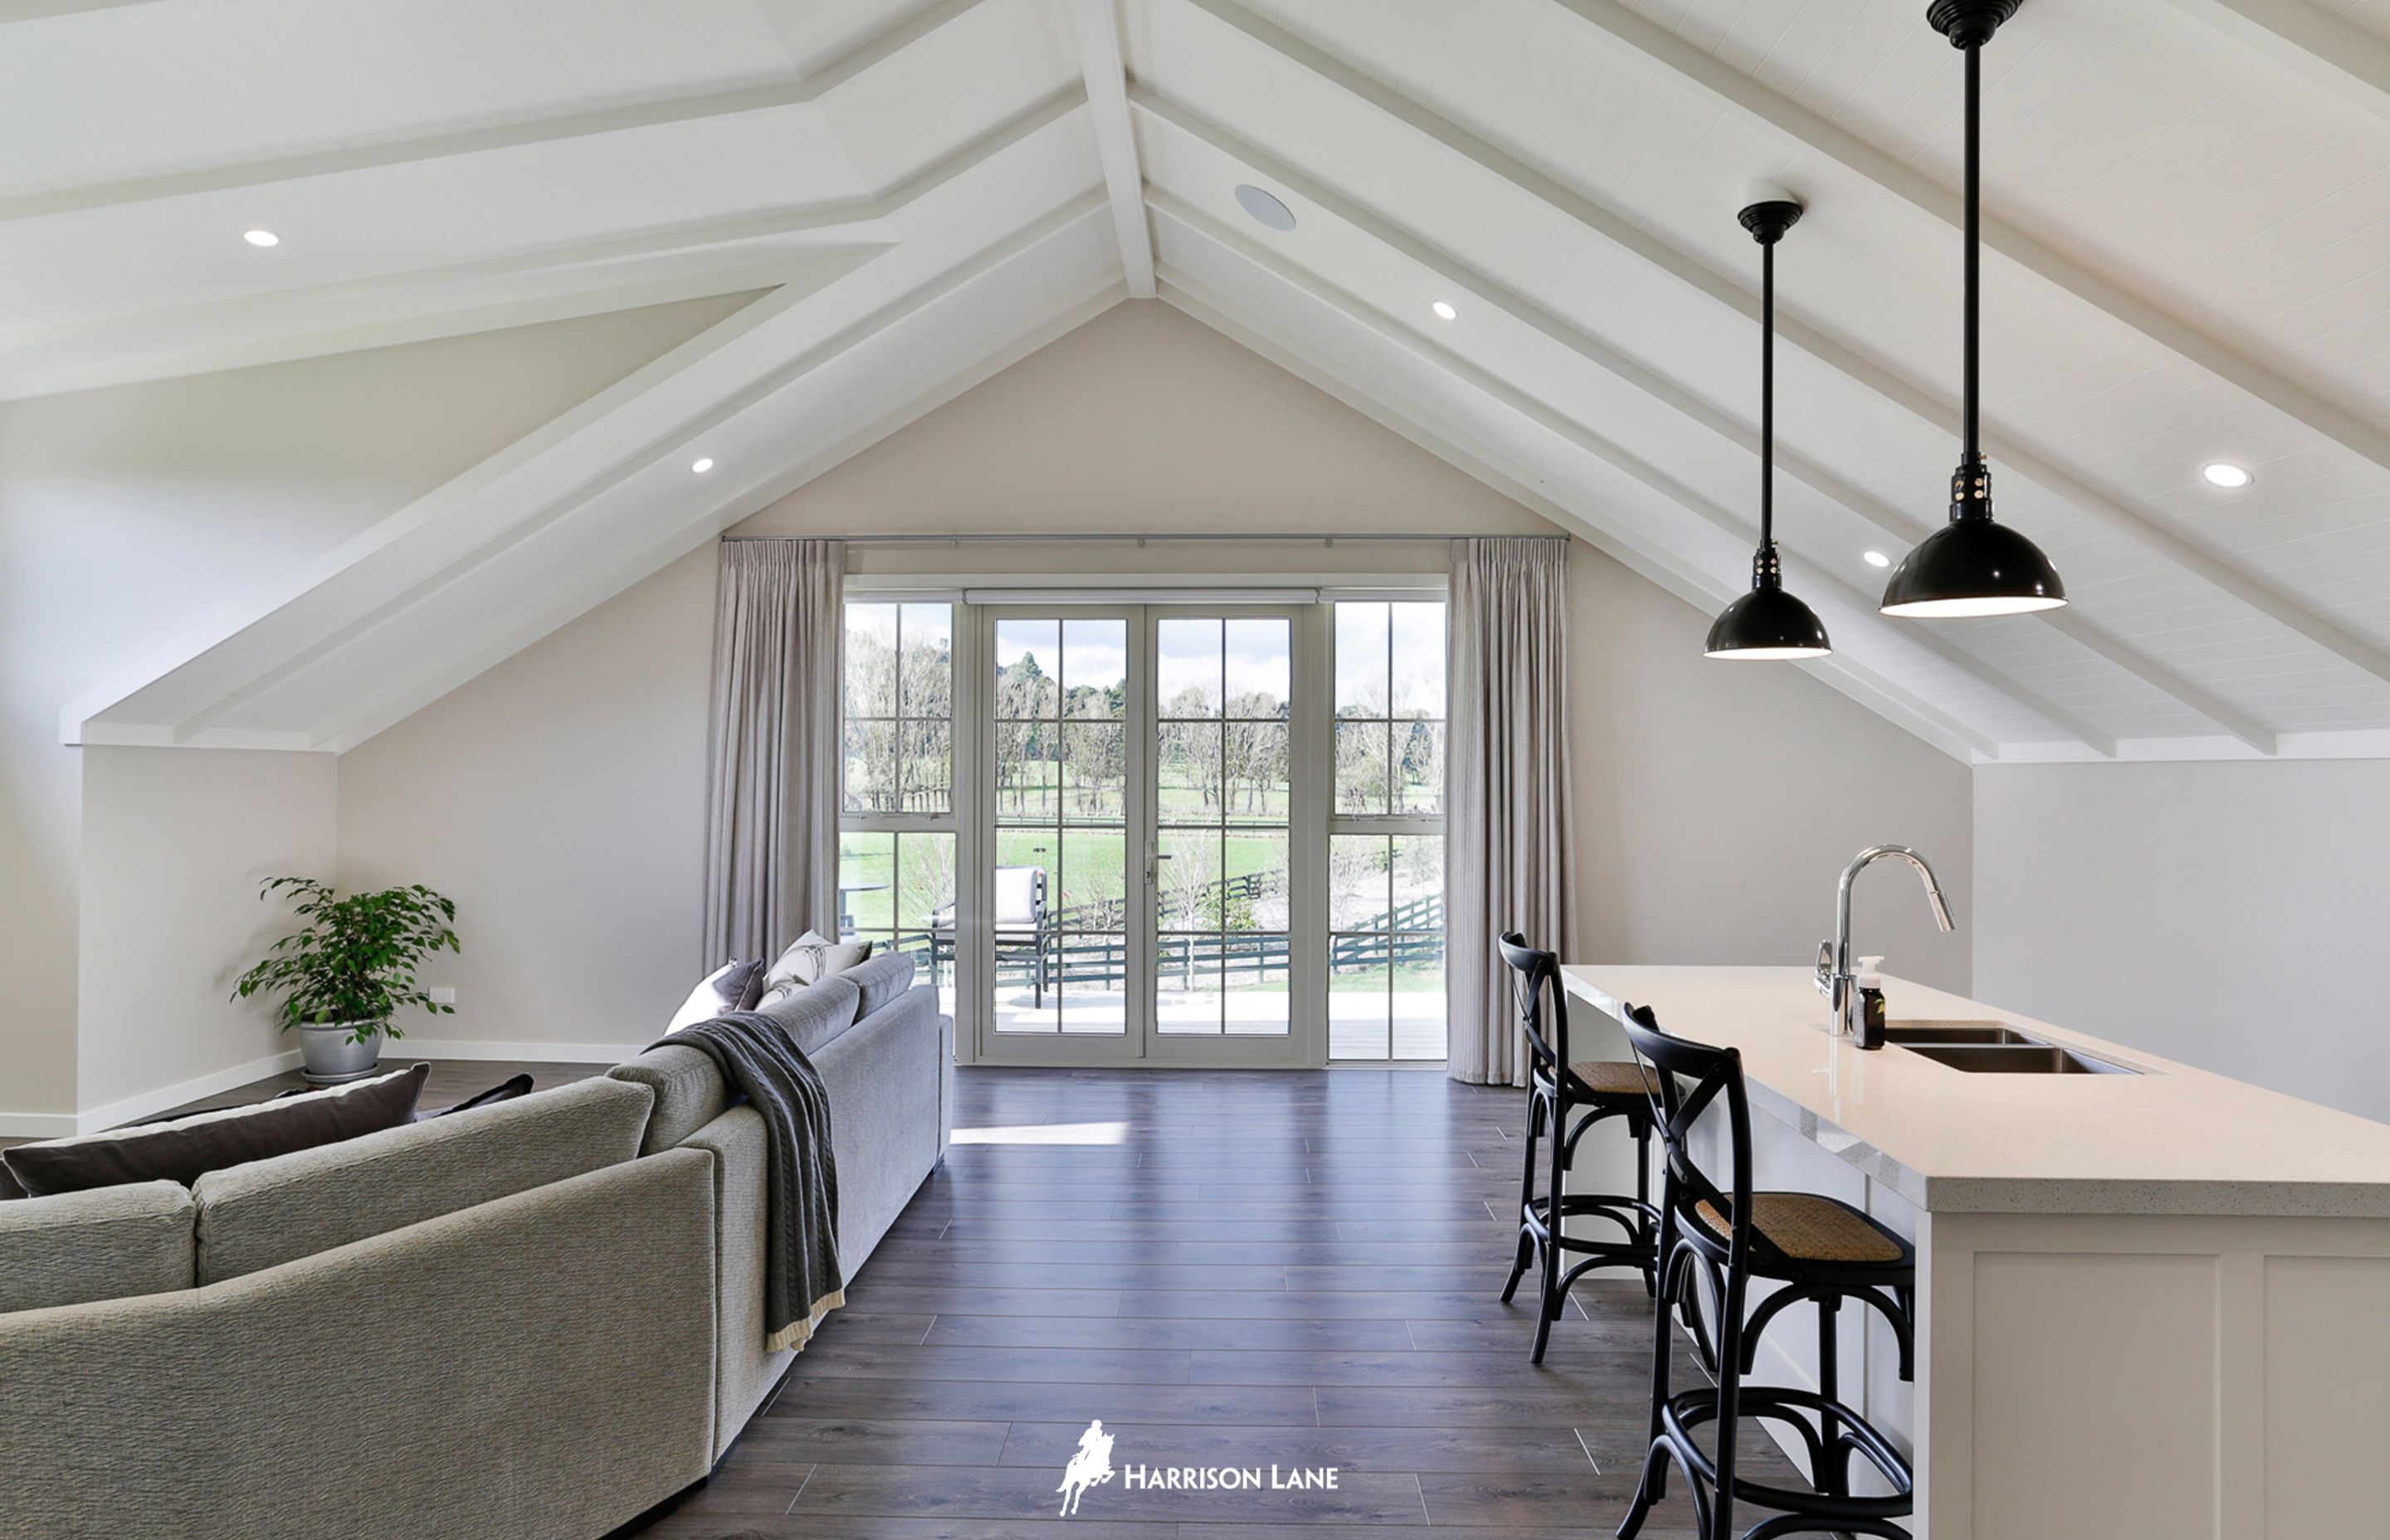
[1706, 193, 1831, 660]
[1881, 0, 2066, 618]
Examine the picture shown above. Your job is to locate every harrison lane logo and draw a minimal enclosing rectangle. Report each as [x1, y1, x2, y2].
[1056, 1420, 1339, 1518]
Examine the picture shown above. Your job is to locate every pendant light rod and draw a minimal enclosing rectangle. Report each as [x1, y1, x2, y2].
[1762, 232, 1778, 545]
[1963, 40, 1981, 466]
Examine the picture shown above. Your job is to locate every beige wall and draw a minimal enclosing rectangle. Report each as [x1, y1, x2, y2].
[334, 301, 1973, 1055]
[1976, 761, 2390, 1121]
[0, 293, 753, 1123]
[77, 747, 338, 1117]
[1572, 542, 1974, 993]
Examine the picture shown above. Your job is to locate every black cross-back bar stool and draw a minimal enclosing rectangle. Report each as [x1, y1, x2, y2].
[1493, 934, 1660, 1364]
[1614, 1001, 1916, 1540]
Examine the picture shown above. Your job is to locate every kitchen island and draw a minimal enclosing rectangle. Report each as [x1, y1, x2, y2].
[1561, 964, 2390, 1540]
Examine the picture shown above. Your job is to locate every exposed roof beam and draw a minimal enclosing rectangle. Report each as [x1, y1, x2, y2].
[167, 193, 1112, 746]
[1133, 84, 2270, 754]
[0, 0, 164, 19]
[2, 85, 1087, 393]
[1071, 0, 1156, 296]
[1158, 273, 1998, 763]
[1539, 0, 2390, 481]
[0, 0, 988, 224]
[1175, 0, 2390, 693]
[1153, 191, 2114, 756]
[319, 278, 1132, 752]
[2161, 0, 2390, 128]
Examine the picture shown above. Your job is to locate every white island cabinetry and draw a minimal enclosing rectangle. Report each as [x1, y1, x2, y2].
[1559, 964, 2390, 1540]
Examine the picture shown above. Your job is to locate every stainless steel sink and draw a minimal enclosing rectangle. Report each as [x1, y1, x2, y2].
[1884, 1020, 2037, 1045]
[1900, 1042, 2139, 1075]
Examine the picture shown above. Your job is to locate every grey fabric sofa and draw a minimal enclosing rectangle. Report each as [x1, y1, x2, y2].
[0, 961, 950, 1540]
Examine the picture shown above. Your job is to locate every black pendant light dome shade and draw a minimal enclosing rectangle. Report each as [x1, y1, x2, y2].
[1705, 196, 1831, 660]
[1883, 0, 2066, 618]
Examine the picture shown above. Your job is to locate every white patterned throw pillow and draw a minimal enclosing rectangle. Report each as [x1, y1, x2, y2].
[758, 930, 873, 1006]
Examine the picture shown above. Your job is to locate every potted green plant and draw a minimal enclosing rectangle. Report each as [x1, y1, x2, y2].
[233, 877, 461, 1084]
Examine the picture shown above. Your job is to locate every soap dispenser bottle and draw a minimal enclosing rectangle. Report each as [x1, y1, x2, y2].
[1856, 957, 1888, 1050]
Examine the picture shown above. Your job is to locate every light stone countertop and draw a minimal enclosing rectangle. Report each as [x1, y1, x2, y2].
[1560, 964, 2390, 1218]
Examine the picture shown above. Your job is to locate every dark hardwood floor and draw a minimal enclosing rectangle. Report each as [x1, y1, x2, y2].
[631, 1065, 1797, 1539]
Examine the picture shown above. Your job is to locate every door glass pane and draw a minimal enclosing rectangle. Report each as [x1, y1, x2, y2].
[994, 721, 1056, 823]
[1224, 721, 1289, 825]
[902, 718, 951, 814]
[1223, 934, 1290, 1035]
[1392, 834, 1443, 933]
[1158, 617, 1222, 718]
[1156, 720, 1221, 822]
[1225, 617, 1290, 716]
[1155, 938, 1218, 1036]
[1061, 722, 1125, 821]
[1058, 934, 1129, 1036]
[1158, 828, 1222, 931]
[897, 832, 958, 1018]
[1056, 827, 1127, 932]
[1222, 828, 1287, 932]
[837, 831, 895, 938]
[990, 831, 1058, 1035]
[1064, 620, 1127, 718]
[994, 620, 1061, 718]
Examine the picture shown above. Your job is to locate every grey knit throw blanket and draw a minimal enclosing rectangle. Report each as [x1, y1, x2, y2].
[650, 1012, 845, 1351]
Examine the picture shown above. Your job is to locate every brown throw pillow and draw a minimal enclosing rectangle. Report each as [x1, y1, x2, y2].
[666, 958, 766, 1033]
[0, 1064, 429, 1197]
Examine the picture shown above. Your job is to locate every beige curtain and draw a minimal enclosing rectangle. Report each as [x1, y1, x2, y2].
[1446, 536, 1576, 1086]
[701, 539, 844, 969]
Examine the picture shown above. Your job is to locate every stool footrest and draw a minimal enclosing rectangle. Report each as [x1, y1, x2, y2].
[1657, 1383, 1914, 1514]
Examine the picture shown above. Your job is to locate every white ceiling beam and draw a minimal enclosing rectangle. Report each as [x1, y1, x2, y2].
[319, 279, 1133, 752]
[1175, 0, 2390, 694]
[2161, 0, 2390, 128]
[0, 0, 164, 19]
[1152, 191, 2114, 756]
[168, 193, 1113, 745]
[0, 86, 1088, 396]
[1158, 273, 1999, 763]
[1071, 0, 1156, 296]
[0, 0, 990, 224]
[1539, 0, 2390, 482]
[1133, 84, 2272, 755]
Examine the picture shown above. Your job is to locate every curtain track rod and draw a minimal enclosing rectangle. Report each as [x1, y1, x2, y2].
[719, 531, 1554, 546]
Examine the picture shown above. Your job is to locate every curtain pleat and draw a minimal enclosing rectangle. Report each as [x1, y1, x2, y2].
[1446, 536, 1575, 1087]
[701, 539, 844, 969]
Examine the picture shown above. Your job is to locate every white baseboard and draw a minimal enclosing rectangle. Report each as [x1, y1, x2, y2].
[392, 1038, 641, 1065]
[0, 1047, 308, 1138]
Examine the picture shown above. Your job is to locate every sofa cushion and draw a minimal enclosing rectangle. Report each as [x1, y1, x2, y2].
[2, 1064, 428, 1198]
[844, 950, 917, 1021]
[758, 931, 871, 1004]
[0, 1180, 194, 1313]
[611, 1043, 734, 1156]
[189, 1075, 655, 1285]
[754, 972, 863, 1057]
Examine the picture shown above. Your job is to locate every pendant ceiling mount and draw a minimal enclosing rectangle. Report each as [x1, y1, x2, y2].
[1705, 189, 1832, 661]
[1881, 0, 2068, 620]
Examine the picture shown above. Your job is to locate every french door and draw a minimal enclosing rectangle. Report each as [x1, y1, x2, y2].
[973, 604, 1322, 1066]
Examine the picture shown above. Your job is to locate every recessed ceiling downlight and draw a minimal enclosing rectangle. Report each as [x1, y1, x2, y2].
[2202, 462, 2252, 490]
[690, 457, 715, 475]
[1432, 300, 1458, 321]
[242, 229, 280, 247]
[1233, 183, 1296, 232]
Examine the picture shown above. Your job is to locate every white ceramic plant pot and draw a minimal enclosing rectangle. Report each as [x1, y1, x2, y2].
[297, 1021, 383, 1084]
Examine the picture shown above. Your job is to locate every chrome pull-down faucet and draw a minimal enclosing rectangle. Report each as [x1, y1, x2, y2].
[1815, 845, 1955, 1037]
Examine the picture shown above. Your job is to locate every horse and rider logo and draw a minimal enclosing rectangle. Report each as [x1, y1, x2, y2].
[1057, 1420, 1115, 1517]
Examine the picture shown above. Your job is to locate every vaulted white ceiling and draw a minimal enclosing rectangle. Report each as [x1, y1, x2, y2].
[28, 0, 2390, 763]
